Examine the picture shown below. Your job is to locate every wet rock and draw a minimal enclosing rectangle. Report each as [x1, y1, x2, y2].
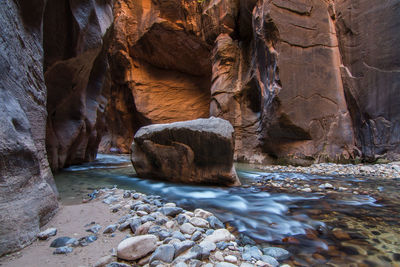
[174, 240, 196, 256]
[159, 207, 183, 217]
[332, 228, 351, 240]
[194, 209, 213, 219]
[260, 255, 279, 267]
[37, 228, 57, 240]
[131, 118, 240, 186]
[103, 224, 118, 234]
[204, 229, 235, 243]
[86, 224, 102, 234]
[319, 183, 334, 190]
[180, 223, 196, 235]
[117, 234, 158, 261]
[50, 237, 75, 248]
[236, 234, 256, 246]
[207, 216, 224, 229]
[53, 246, 73, 254]
[150, 244, 175, 263]
[262, 247, 290, 260]
[242, 246, 262, 261]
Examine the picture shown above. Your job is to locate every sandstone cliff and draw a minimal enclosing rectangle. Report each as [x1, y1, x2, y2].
[0, 0, 58, 256]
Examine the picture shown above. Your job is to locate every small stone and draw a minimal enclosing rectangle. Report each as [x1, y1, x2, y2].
[215, 251, 224, 261]
[180, 223, 196, 235]
[174, 262, 188, 267]
[164, 203, 176, 207]
[188, 259, 202, 267]
[137, 204, 152, 213]
[225, 255, 238, 263]
[159, 207, 183, 217]
[50, 237, 75, 248]
[165, 221, 175, 229]
[260, 255, 279, 267]
[103, 224, 118, 234]
[129, 218, 142, 233]
[173, 240, 196, 256]
[103, 196, 119, 204]
[262, 247, 290, 260]
[216, 241, 230, 250]
[255, 260, 273, 267]
[191, 231, 202, 241]
[132, 193, 141, 199]
[301, 188, 312, 193]
[106, 263, 131, 267]
[240, 263, 254, 267]
[86, 224, 102, 234]
[173, 245, 202, 262]
[37, 228, 57, 240]
[189, 217, 209, 228]
[53, 246, 73, 254]
[177, 214, 190, 225]
[236, 234, 256, 246]
[141, 215, 156, 223]
[155, 229, 172, 241]
[216, 262, 238, 267]
[203, 229, 234, 243]
[110, 204, 122, 213]
[150, 244, 176, 263]
[332, 228, 351, 240]
[137, 210, 148, 216]
[319, 183, 334, 189]
[78, 235, 98, 246]
[242, 246, 262, 261]
[94, 255, 115, 267]
[199, 241, 216, 258]
[117, 234, 158, 261]
[172, 231, 186, 241]
[194, 209, 213, 219]
[205, 229, 214, 236]
[207, 216, 224, 229]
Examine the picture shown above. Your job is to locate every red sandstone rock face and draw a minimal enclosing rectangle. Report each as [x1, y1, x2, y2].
[335, 0, 400, 161]
[0, 0, 58, 256]
[44, 0, 113, 170]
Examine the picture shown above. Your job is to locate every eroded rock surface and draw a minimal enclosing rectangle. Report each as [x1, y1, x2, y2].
[131, 117, 240, 186]
[0, 0, 58, 256]
[44, 0, 113, 170]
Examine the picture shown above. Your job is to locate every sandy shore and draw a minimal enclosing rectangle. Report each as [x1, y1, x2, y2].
[0, 201, 125, 267]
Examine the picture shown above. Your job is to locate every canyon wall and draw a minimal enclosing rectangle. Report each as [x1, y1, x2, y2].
[0, 0, 58, 256]
[44, 0, 113, 170]
[103, 0, 399, 163]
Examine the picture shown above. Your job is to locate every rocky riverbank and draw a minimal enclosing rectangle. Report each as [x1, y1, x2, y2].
[0, 187, 291, 267]
[259, 162, 400, 179]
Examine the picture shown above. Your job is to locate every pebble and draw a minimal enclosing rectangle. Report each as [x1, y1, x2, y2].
[207, 216, 224, 229]
[86, 224, 102, 234]
[180, 223, 196, 235]
[194, 209, 213, 219]
[242, 246, 262, 261]
[149, 244, 175, 263]
[78, 235, 97, 246]
[159, 207, 183, 217]
[199, 241, 217, 257]
[50, 237, 75, 248]
[189, 217, 209, 228]
[260, 255, 279, 267]
[103, 224, 118, 234]
[106, 263, 130, 267]
[262, 247, 290, 260]
[204, 229, 235, 243]
[53, 246, 73, 254]
[117, 235, 158, 261]
[94, 255, 115, 267]
[216, 262, 238, 267]
[177, 214, 190, 225]
[191, 231, 202, 241]
[37, 228, 57, 240]
[225, 255, 238, 263]
[215, 251, 224, 261]
[174, 240, 196, 256]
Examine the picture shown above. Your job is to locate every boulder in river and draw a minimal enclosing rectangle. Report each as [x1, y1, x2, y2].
[131, 117, 240, 186]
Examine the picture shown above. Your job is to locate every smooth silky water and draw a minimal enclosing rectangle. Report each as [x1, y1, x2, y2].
[54, 154, 400, 266]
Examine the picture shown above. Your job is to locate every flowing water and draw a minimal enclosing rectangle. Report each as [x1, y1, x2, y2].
[54, 154, 400, 266]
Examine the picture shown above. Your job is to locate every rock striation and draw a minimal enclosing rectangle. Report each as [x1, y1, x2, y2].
[0, 0, 58, 256]
[44, 0, 113, 170]
[131, 117, 240, 186]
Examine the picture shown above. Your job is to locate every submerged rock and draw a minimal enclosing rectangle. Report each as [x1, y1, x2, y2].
[131, 117, 240, 186]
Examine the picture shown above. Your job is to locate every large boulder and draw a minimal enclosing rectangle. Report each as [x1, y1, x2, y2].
[131, 117, 240, 186]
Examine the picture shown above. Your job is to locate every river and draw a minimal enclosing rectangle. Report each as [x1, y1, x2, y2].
[54, 154, 400, 266]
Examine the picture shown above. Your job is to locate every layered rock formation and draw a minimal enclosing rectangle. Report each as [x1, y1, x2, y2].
[106, 0, 399, 163]
[0, 0, 58, 256]
[335, 0, 400, 161]
[131, 118, 240, 186]
[44, 0, 113, 170]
